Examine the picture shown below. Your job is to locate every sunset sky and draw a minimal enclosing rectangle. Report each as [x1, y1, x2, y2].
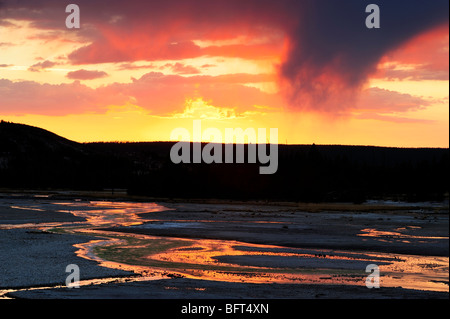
[0, 0, 448, 147]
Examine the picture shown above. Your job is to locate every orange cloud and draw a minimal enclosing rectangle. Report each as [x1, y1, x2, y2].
[0, 73, 281, 116]
[357, 87, 431, 113]
[28, 60, 58, 72]
[355, 113, 435, 124]
[0, 79, 119, 115]
[106, 72, 282, 115]
[375, 24, 449, 81]
[163, 63, 201, 75]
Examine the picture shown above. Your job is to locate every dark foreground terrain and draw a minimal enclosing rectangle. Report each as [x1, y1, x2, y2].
[0, 194, 448, 299]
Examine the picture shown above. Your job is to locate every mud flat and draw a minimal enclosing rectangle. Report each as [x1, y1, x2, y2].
[0, 228, 134, 289]
[0, 198, 135, 291]
[111, 201, 449, 257]
[1, 197, 448, 299]
[0, 203, 85, 224]
[8, 277, 448, 299]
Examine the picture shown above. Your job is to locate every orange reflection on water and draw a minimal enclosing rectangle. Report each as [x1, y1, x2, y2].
[5, 199, 446, 293]
[75, 234, 366, 285]
[0, 222, 68, 230]
[58, 201, 168, 228]
[358, 227, 449, 241]
[73, 230, 449, 291]
[377, 254, 449, 292]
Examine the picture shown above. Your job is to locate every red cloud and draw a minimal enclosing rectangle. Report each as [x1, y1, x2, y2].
[116, 63, 157, 70]
[102, 72, 282, 115]
[66, 69, 109, 80]
[0, 79, 122, 116]
[68, 40, 204, 64]
[386, 24, 449, 72]
[355, 113, 435, 124]
[68, 40, 282, 65]
[163, 63, 201, 75]
[0, 73, 280, 116]
[357, 87, 431, 113]
[28, 60, 58, 72]
[375, 24, 449, 81]
[0, 72, 436, 119]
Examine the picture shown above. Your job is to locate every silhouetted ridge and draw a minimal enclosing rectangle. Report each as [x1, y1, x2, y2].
[0, 121, 448, 202]
[0, 121, 82, 153]
[0, 121, 129, 189]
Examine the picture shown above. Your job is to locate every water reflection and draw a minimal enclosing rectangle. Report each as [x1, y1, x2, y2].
[2, 199, 449, 293]
[75, 229, 449, 292]
[57, 201, 168, 228]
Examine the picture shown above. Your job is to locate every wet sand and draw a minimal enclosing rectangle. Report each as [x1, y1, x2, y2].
[0, 196, 448, 299]
[9, 277, 447, 299]
[0, 228, 134, 289]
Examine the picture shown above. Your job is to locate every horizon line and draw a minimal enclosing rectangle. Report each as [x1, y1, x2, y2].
[1, 120, 449, 149]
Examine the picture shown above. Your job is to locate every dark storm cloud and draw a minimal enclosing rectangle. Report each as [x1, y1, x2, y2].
[280, 0, 449, 110]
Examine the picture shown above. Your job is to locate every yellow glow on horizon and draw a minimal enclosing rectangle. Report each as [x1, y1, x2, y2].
[170, 98, 238, 120]
[2, 105, 448, 148]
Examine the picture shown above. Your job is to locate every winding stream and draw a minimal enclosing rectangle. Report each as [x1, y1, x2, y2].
[1, 199, 448, 298]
